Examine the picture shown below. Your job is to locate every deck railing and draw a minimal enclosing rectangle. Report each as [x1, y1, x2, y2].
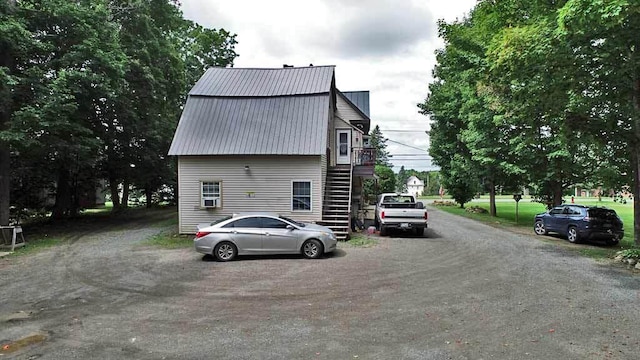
[353, 148, 376, 166]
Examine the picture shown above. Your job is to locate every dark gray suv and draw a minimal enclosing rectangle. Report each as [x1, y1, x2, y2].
[534, 205, 624, 245]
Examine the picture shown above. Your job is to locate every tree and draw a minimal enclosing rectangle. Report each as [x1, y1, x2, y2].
[376, 165, 396, 193]
[0, 0, 25, 225]
[557, 0, 640, 245]
[369, 125, 392, 167]
[396, 165, 409, 193]
[444, 155, 479, 208]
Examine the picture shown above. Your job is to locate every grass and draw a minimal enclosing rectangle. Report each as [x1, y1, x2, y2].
[345, 233, 378, 247]
[5, 237, 65, 257]
[142, 231, 192, 249]
[432, 195, 635, 250]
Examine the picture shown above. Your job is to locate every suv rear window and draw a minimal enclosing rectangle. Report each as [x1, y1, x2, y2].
[588, 208, 618, 220]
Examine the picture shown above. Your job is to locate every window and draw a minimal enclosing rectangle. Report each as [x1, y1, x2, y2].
[223, 217, 261, 228]
[292, 181, 312, 211]
[201, 181, 221, 208]
[261, 217, 290, 229]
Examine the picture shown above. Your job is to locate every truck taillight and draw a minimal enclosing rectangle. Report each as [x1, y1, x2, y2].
[195, 231, 211, 239]
[424, 212, 428, 220]
[381, 211, 385, 219]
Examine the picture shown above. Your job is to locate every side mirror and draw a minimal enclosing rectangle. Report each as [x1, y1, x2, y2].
[416, 202, 424, 209]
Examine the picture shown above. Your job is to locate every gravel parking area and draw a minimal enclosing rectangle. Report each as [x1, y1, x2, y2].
[1, 207, 639, 359]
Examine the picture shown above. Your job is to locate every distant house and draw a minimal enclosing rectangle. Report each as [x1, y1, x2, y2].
[168, 66, 374, 239]
[406, 176, 424, 197]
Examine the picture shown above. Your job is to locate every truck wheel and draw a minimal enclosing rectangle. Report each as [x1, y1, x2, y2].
[414, 227, 424, 237]
[379, 226, 388, 236]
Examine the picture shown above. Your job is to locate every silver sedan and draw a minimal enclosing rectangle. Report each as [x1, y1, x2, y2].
[194, 213, 338, 261]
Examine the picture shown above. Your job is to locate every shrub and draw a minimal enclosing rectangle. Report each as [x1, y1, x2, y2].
[466, 206, 488, 214]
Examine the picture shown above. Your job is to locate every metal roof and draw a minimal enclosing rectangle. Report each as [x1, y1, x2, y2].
[342, 91, 370, 117]
[189, 66, 335, 97]
[168, 95, 330, 156]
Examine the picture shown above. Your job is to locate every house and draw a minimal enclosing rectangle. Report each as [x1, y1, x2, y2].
[406, 176, 424, 197]
[168, 66, 374, 239]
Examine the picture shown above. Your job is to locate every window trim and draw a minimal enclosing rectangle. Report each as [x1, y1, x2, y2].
[200, 180, 222, 209]
[291, 180, 312, 212]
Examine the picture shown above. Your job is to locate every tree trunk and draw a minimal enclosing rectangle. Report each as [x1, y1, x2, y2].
[631, 78, 640, 246]
[122, 177, 130, 208]
[552, 181, 563, 207]
[0, 146, 9, 226]
[488, 179, 497, 217]
[51, 167, 71, 219]
[145, 186, 153, 208]
[0, 0, 16, 226]
[109, 175, 121, 210]
[632, 147, 640, 246]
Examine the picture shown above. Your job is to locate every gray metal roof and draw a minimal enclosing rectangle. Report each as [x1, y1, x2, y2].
[189, 66, 335, 97]
[168, 95, 330, 156]
[342, 91, 370, 117]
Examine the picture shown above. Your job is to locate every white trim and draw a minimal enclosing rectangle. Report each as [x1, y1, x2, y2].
[291, 180, 313, 212]
[200, 180, 222, 208]
[336, 129, 351, 165]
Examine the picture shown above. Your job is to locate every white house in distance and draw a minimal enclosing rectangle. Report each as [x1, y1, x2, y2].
[168, 65, 375, 239]
[406, 176, 424, 197]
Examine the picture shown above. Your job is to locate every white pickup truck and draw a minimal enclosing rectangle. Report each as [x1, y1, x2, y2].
[374, 193, 428, 236]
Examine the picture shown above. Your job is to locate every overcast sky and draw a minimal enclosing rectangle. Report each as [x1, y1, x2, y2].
[181, 0, 477, 172]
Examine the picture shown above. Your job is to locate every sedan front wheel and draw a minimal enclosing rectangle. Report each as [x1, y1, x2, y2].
[302, 239, 323, 259]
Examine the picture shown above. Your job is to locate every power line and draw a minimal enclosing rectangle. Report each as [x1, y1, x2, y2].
[385, 138, 429, 152]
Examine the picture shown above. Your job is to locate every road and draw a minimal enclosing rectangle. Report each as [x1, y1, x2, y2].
[0, 207, 639, 359]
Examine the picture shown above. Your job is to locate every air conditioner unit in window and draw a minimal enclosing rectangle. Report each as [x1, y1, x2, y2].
[203, 197, 220, 208]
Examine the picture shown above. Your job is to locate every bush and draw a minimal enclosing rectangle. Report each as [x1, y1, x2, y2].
[432, 200, 457, 207]
[466, 206, 488, 214]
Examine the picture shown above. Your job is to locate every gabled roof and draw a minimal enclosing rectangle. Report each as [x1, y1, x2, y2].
[337, 90, 371, 134]
[407, 176, 425, 186]
[342, 91, 370, 117]
[169, 66, 335, 156]
[189, 66, 335, 97]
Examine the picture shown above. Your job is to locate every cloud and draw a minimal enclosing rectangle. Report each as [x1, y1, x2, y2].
[332, 2, 435, 58]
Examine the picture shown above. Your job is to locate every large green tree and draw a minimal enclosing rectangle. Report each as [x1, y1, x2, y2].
[557, 0, 640, 245]
[0, 0, 238, 223]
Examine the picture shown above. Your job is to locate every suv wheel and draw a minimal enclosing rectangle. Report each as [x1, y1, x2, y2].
[534, 220, 547, 235]
[567, 226, 580, 244]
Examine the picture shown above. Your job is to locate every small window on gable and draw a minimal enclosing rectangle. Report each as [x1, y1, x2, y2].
[201, 181, 221, 208]
[292, 181, 312, 211]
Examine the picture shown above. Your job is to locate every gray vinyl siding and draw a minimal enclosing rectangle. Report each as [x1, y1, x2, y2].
[177, 155, 323, 234]
[336, 94, 366, 123]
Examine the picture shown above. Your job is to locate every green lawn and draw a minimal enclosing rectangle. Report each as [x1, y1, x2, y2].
[430, 196, 635, 248]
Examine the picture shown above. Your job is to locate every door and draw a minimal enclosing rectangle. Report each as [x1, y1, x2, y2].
[260, 217, 299, 253]
[336, 129, 351, 165]
[224, 217, 263, 253]
[545, 207, 564, 231]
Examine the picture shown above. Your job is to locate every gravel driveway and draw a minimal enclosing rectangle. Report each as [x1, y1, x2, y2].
[1, 207, 639, 359]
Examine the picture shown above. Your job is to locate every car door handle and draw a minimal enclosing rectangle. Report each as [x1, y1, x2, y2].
[264, 232, 270, 236]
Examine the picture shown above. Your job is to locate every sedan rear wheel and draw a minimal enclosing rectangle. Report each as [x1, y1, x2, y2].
[534, 221, 547, 235]
[567, 226, 580, 244]
[214, 242, 237, 262]
[302, 239, 323, 259]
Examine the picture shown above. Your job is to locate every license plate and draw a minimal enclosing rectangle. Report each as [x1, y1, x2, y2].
[400, 223, 409, 229]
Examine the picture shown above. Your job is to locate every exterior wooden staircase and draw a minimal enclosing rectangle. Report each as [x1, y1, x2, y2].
[320, 166, 352, 240]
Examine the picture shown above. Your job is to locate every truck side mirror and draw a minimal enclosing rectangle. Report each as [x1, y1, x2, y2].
[416, 202, 424, 209]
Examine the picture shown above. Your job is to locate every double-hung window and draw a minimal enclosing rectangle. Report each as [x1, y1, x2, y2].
[292, 181, 311, 211]
[201, 181, 221, 208]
